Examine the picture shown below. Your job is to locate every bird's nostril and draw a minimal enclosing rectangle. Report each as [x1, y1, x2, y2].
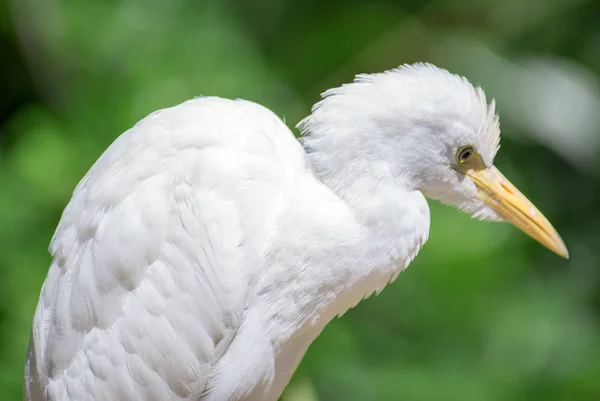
[501, 182, 513, 194]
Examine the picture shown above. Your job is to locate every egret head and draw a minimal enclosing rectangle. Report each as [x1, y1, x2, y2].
[300, 63, 568, 258]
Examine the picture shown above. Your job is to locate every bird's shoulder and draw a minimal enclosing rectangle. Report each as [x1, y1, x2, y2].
[26, 97, 309, 400]
[100, 96, 307, 175]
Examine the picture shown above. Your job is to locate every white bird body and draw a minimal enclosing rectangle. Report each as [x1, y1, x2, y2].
[25, 64, 567, 401]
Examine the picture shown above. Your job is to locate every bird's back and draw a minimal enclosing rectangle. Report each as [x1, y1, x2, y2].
[25, 97, 309, 401]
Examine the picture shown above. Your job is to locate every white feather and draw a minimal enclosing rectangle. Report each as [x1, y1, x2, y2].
[26, 64, 502, 400]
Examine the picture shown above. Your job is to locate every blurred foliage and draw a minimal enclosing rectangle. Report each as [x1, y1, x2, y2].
[1, 0, 599, 400]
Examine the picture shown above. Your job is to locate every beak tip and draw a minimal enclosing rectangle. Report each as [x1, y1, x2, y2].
[553, 238, 569, 260]
[560, 247, 570, 260]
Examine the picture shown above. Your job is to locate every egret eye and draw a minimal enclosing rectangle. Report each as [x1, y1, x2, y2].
[457, 146, 475, 164]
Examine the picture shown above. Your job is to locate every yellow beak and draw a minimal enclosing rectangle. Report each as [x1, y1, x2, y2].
[466, 166, 569, 259]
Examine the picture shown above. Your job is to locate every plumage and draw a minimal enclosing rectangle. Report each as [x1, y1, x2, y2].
[25, 63, 567, 401]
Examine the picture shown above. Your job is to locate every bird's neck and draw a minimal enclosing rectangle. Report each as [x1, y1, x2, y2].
[251, 130, 431, 399]
[301, 119, 429, 242]
[305, 145, 430, 272]
[261, 139, 430, 343]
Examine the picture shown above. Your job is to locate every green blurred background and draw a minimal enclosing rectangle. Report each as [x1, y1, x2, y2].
[1, 0, 599, 400]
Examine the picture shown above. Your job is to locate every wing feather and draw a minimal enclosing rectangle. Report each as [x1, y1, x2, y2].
[26, 97, 306, 400]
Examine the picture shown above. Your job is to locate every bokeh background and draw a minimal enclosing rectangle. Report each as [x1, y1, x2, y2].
[1, 0, 599, 400]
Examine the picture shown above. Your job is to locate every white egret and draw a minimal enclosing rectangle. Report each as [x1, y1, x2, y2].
[25, 63, 568, 401]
